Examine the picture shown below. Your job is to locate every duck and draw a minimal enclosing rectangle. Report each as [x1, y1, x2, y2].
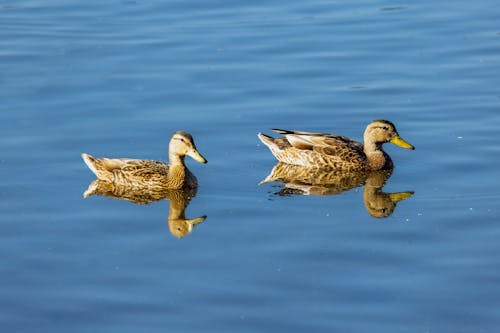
[82, 131, 207, 189]
[258, 119, 414, 171]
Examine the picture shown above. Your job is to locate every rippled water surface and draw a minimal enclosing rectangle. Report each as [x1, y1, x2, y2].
[2, 1, 500, 332]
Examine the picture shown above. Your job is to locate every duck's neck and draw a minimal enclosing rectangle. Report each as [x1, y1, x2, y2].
[169, 153, 185, 167]
[363, 139, 391, 170]
[167, 153, 187, 188]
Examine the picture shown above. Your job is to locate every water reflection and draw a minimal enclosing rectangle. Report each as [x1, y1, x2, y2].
[83, 181, 206, 237]
[261, 163, 413, 218]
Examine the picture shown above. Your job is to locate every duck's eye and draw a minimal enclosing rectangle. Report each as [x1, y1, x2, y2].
[382, 126, 389, 131]
[175, 137, 186, 143]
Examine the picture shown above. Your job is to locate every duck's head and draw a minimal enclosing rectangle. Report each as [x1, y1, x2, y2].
[364, 119, 415, 150]
[169, 132, 207, 163]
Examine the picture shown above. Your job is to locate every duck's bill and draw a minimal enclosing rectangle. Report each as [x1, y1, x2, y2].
[390, 135, 415, 150]
[389, 191, 414, 203]
[187, 215, 207, 226]
[188, 149, 208, 164]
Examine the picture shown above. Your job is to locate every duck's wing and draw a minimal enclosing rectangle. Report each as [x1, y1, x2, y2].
[312, 142, 366, 167]
[119, 159, 169, 178]
[312, 135, 364, 152]
[93, 157, 166, 173]
[272, 129, 365, 166]
[272, 129, 363, 151]
[82, 152, 172, 184]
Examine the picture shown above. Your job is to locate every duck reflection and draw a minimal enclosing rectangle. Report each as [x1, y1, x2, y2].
[83, 180, 206, 237]
[261, 163, 413, 218]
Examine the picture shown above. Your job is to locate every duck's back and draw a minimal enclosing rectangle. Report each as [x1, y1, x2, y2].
[310, 142, 366, 171]
[263, 130, 368, 170]
[114, 159, 170, 186]
[82, 153, 170, 186]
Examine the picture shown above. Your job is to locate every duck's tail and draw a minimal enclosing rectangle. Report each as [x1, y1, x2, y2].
[258, 132, 295, 165]
[81, 153, 99, 176]
[81, 153, 114, 181]
[257, 133, 275, 148]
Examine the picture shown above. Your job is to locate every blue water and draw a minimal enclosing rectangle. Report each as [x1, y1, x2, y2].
[2, 1, 500, 332]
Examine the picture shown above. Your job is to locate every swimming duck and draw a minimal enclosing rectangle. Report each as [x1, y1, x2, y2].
[82, 131, 207, 189]
[258, 119, 414, 171]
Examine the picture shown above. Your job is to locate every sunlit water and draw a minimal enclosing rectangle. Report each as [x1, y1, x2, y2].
[2, 1, 500, 332]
